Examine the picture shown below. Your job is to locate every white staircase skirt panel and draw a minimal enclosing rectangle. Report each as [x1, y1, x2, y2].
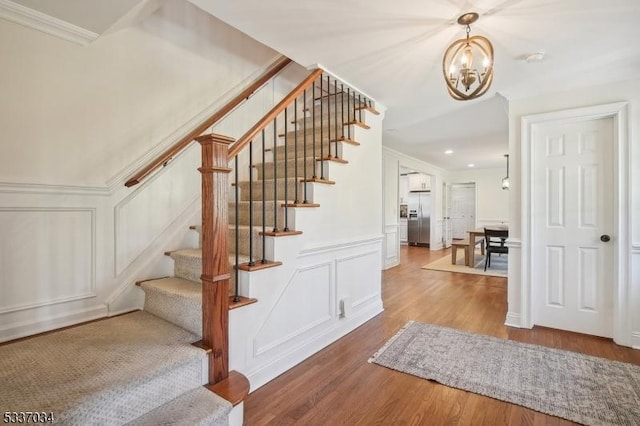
[229, 236, 383, 392]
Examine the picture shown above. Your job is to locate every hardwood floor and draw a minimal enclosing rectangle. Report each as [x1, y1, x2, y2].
[244, 246, 640, 425]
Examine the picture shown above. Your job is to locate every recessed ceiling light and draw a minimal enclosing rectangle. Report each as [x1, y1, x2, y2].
[444, 149, 454, 155]
[467, 163, 475, 168]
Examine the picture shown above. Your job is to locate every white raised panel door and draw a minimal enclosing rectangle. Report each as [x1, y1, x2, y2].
[442, 182, 452, 248]
[532, 117, 614, 337]
[450, 184, 475, 239]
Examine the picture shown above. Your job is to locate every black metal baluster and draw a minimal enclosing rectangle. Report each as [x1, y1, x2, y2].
[327, 75, 331, 159]
[272, 118, 278, 232]
[261, 129, 266, 263]
[334, 78, 338, 159]
[294, 98, 299, 204]
[234, 155, 240, 302]
[248, 140, 254, 267]
[347, 87, 351, 140]
[358, 94, 363, 122]
[312, 80, 317, 179]
[319, 76, 325, 179]
[341, 83, 345, 140]
[283, 107, 289, 232]
[303, 88, 309, 203]
[352, 90, 357, 129]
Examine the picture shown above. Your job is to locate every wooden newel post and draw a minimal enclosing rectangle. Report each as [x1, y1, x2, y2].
[196, 133, 235, 384]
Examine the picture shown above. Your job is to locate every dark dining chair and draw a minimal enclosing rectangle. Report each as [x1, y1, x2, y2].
[484, 228, 509, 271]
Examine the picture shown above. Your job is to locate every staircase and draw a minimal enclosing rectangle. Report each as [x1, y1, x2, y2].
[0, 63, 380, 425]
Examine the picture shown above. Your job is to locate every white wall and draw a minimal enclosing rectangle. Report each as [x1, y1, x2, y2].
[381, 147, 445, 268]
[507, 78, 640, 349]
[0, 0, 306, 341]
[446, 167, 509, 227]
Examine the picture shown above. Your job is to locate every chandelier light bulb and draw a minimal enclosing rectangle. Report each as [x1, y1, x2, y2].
[462, 46, 473, 68]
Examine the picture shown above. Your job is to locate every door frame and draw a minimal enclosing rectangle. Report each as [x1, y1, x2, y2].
[520, 102, 630, 346]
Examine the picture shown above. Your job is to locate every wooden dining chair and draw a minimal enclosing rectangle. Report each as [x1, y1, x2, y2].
[484, 228, 509, 271]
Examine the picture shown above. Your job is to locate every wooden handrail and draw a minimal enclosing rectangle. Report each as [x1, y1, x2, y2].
[124, 56, 292, 187]
[228, 68, 324, 160]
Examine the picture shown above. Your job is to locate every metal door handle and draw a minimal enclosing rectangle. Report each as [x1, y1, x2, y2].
[600, 234, 611, 242]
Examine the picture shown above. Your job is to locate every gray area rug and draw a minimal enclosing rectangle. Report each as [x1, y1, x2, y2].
[369, 322, 640, 425]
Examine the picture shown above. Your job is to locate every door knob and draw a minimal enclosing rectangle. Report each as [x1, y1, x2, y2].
[600, 234, 611, 242]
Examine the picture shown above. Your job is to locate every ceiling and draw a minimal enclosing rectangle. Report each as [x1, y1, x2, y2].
[188, 0, 640, 170]
[8, 0, 640, 170]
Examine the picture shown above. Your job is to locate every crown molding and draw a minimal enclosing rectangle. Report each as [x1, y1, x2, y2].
[0, 0, 98, 46]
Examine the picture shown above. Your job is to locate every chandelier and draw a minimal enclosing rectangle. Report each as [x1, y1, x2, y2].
[442, 12, 494, 101]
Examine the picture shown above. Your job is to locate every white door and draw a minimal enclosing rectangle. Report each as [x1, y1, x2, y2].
[442, 183, 452, 248]
[450, 184, 475, 239]
[532, 117, 614, 337]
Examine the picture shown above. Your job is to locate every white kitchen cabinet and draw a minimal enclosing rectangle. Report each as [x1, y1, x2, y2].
[408, 173, 431, 191]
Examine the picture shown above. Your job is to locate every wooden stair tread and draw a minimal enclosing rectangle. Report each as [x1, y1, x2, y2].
[206, 371, 250, 407]
[336, 136, 360, 146]
[260, 230, 303, 237]
[316, 156, 348, 164]
[236, 260, 283, 271]
[355, 104, 380, 115]
[345, 120, 370, 129]
[229, 296, 257, 310]
[302, 178, 335, 185]
[282, 202, 320, 208]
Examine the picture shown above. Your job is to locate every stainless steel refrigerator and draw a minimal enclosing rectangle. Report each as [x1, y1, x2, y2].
[407, 192, 430, 246]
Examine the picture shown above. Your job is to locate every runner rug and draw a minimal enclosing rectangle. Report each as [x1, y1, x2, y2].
[369, 322, 640, 425]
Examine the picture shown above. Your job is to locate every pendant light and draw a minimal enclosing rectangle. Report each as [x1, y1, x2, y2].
[442, 12, 494, 101]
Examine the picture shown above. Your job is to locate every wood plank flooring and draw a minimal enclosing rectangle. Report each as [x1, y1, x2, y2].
[244, 246, 640, 425]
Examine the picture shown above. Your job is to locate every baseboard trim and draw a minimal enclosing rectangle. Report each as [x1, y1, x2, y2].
[504, 312, 522, 328]
[631, 332, 640, 350]
[0, 304, 107, 343]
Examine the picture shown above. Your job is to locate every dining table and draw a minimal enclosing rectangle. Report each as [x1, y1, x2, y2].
[467, 226, 508, 267]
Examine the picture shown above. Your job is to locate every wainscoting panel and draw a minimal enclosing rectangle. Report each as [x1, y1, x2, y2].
[253, 262, 334, 357]
[384, 224, 399, 269]
[0, 207, 95, 314]
[114, 144, 200, 275]
[336, 250, 381, 311]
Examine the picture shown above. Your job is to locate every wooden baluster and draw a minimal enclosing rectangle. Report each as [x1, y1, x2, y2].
[196, 133, 235, 385]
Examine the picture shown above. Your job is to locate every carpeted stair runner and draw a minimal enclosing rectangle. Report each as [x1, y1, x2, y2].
[0, 311, 231, 425]
[142, 277, 203, 336]
[126, 386, 230, 426]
